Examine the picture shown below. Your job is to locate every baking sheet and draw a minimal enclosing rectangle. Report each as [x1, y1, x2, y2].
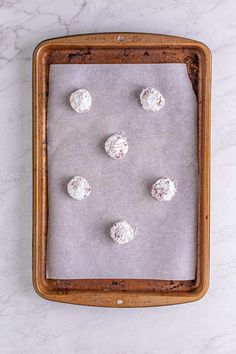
[46, 63, 197, 280]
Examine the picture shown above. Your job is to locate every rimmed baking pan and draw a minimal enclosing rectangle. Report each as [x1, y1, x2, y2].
[33, 32, 211, 307]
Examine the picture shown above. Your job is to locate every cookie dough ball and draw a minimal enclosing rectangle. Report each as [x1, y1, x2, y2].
[140, 87, 165, 112]
[69, 89, 92, 113]
[67, 176, 91, 200]
[151, 177, 177, 201]
[110, 221, 137, 244]
[105, 132, 128, 160]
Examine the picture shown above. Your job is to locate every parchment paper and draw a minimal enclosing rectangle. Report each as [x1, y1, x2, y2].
[46, 64, 197, 280]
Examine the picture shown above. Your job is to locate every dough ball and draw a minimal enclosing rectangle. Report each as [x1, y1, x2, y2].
[67, 176, 91, 200]
[70, 89, 92, 113]
[105, 132, 128, 160]
[140, 87, 165, 112]
[151, 177, 177, 201]
[110, 221, 137, 244]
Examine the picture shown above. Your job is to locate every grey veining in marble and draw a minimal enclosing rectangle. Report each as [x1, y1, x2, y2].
[0, 0, 236, 353]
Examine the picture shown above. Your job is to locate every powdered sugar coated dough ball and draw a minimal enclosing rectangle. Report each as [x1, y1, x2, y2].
[67, 176, 91, 200]
[105, 132, 128, 160]
[110, 221, 137, 244]
[70, 89, 92, 113]
[151, 177, 177, 201]
[140, 87, 165, 112]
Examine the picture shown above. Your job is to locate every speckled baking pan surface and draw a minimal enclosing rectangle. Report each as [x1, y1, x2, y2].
[33, 33, 211, 306]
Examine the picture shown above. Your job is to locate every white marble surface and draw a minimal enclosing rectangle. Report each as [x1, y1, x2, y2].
[0, 0, 235, 353]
